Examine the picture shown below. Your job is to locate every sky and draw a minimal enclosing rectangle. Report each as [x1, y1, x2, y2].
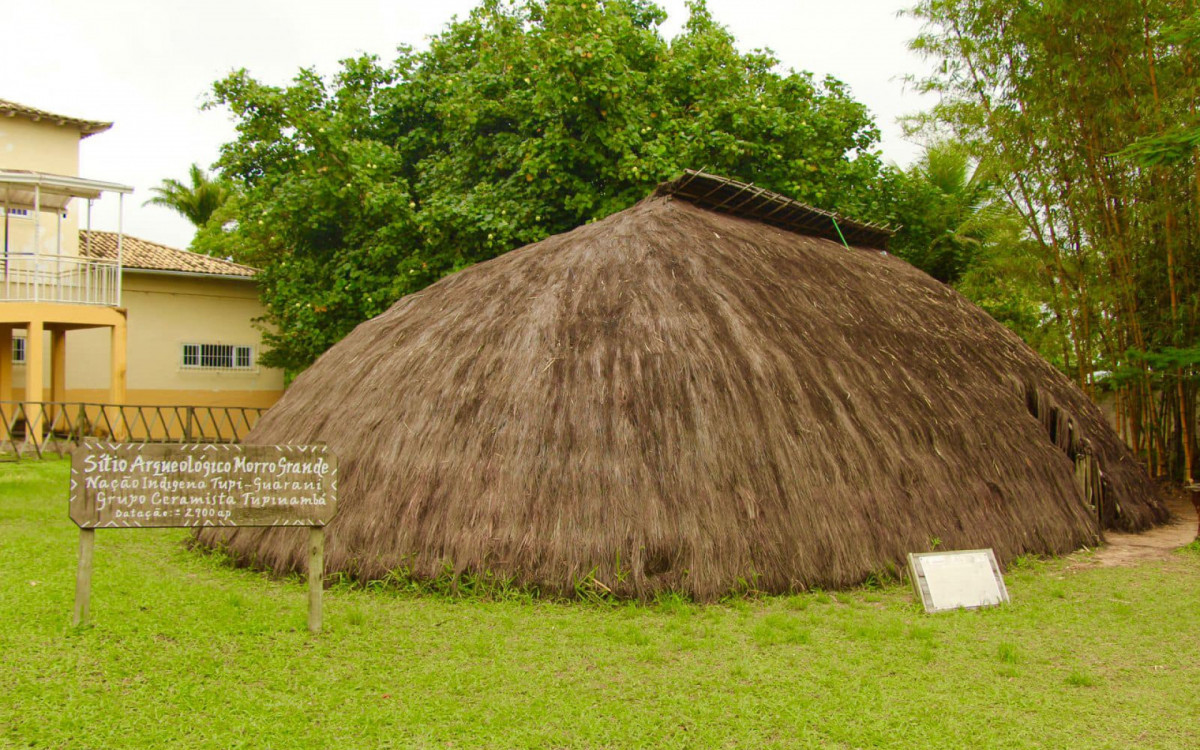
[0, 0, 935, 250]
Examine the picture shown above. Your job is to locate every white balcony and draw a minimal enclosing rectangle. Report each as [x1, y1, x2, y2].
[2, 252, 121, 306]
[0, 169, 133, 307]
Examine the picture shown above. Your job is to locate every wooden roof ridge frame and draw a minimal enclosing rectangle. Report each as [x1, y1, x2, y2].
[655, 169, 897, 250]
[0, 99, 113, 138]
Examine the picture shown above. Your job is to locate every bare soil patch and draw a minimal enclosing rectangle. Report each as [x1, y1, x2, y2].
[1085, 488, 1198, 567]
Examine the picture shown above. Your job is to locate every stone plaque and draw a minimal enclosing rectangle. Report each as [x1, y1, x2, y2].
[907, 549, 1009, 613]
[69, 443, 338, 528]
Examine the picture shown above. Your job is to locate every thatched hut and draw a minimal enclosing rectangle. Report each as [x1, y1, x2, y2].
[199, 170, 1166, 599]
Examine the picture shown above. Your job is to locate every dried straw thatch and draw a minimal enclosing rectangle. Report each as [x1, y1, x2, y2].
[198, 171, 1166, 599]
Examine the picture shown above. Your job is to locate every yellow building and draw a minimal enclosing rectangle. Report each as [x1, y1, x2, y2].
[0, 99, 282, 442]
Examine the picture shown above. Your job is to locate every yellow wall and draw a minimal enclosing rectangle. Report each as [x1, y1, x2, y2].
[0, 116, 80, 174]
[0, 114, 84, 257]
[1, 209, 80, 257]
[2, 111, 282, 414]
[10, 271, 284, 407]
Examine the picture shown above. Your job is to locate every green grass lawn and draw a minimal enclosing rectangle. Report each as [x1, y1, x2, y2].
[2, 457, 1198, 749]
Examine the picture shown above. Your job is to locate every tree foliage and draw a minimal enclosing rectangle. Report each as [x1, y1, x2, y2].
[205, 0, 886, 372]
[888, 141, 1000, 284]
[908, 0, 1200, 480]
[144, 163, 234, 229]
[886, 141, 1072, 368]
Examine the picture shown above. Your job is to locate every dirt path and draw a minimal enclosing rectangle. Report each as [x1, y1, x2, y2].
[1087, 492, 1198, 567]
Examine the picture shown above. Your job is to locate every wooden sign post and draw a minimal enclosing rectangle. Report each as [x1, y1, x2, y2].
[68, 443, 338, 632]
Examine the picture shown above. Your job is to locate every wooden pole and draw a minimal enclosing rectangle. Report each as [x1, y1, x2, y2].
[308, 527, 324, 633]
[1189, 486, 1200, 541]
[73, 528, 95, 627]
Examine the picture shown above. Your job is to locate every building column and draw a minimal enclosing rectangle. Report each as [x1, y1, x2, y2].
[0, 326, 12, 428]
[109, 316, 127, 440]
[50, 328, 66, 425]
[25, 319, 43, 446]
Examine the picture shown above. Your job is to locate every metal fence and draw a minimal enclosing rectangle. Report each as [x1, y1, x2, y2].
[0, 401, 265, 459]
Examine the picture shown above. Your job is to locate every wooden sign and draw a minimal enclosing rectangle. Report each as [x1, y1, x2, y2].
[907, 549, 1009, 614]
[68, 443, 338, 632]
[69, 443, 337, 528]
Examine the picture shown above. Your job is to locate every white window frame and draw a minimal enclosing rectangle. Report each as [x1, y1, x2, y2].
[180, 343, 256, 372]
[5, 207, 67, 219]
[12, 335, 25, 365]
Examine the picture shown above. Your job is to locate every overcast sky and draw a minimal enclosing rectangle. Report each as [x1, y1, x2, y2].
[1, 0, 934, 249]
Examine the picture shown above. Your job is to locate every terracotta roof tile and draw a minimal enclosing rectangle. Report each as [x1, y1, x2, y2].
[80, 230, 258, 278]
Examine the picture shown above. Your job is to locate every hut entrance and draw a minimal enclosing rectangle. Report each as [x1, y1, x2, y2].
[1023, 384, 1108, 532]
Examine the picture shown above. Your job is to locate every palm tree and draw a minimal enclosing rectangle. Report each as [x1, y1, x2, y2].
[894, 143, 1067, 370]
[894, 141, 1002, 284]
[144, 164, 233, 228]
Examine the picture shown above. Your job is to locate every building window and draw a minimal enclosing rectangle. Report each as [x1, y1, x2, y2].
[12, 335, 25, 364]
[4, 208, 66, 219]
[181, 343, 255, 371]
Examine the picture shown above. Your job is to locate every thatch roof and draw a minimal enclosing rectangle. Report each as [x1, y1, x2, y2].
[198, 177, 1166, 599]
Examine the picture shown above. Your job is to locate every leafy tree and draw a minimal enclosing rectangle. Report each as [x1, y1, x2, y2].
[204, 0, 887, 372]
[144, 164, 235, 228]
[188, 191, 252, 260]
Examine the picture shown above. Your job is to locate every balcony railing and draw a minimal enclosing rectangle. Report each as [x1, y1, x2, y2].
[0, 401, 266, 459]
[1, 253, 121, 306]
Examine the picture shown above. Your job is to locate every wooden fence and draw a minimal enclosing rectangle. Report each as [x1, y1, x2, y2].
[0, 401, 265, 459]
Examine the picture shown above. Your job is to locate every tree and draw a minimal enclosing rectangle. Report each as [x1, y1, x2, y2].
[889, 141, 999, 284]
[886, 141, 1072, 368]
[205, 0, 888, 373]
[144, 163, 235, 228]
[908, 0, 1200, 480]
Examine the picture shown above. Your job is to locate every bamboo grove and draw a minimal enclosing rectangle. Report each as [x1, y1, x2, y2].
[909, 0, 1200, 481]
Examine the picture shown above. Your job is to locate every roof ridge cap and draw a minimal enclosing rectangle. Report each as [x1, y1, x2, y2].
[655, 169, 895, 250]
